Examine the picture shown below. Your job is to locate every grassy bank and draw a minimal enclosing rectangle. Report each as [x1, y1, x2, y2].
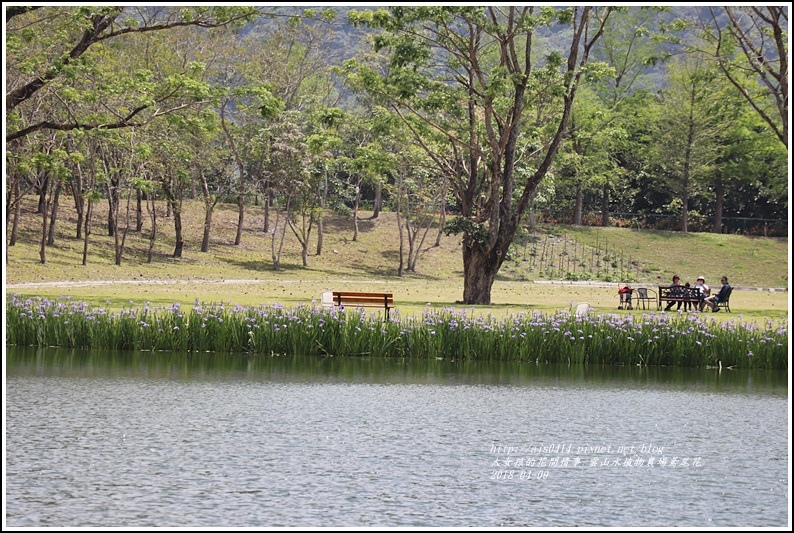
[4, 197, 790, 322]
[6, 295, 787, 370]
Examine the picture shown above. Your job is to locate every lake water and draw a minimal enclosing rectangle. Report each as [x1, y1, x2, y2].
[5, 347, 789, 527]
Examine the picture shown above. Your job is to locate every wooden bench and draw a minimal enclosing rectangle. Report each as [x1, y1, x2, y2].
[329, 291, 394, 319]
[657, 285, 703, 311]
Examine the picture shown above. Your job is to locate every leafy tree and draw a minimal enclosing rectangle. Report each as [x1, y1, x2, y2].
[25, 136, 73, 264]
[264, 113, 308, 270]
[286, 175, 322, 267]
[89, 129, 150, 265]
[306, 107, 345, 256]
[178, 113, 229, 254]
[557, 87, 625, 225]
[5, 139, 39, 251]
[346, 6, 612, 303]
[652, 53, 724, 233]
[704, 104, 788, 231]
[146, 121, 194, 258]
[395, 152, 447, 275]
[605, 89, 661, 218]
[81, 189, 102, 266]
[6, 6, 260, 142]
[218, 12, 333, 246]
[349, 139, 394, 242]
[366, 105, 446, 275]
[577, 6, 669, 225]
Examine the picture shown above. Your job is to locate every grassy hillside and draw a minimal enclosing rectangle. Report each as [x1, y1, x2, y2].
[531, 225, 789, 290]
[4, 196, 789, 320]
[5, 197, 464, 284]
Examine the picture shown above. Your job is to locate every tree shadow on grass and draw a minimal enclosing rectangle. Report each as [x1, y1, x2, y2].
[320, 216, 376, 234]
[348, 263, 401, 278]
[398, 300, 537, 313]
[374, 248, 462, 281]
[219, 258, 305, 273]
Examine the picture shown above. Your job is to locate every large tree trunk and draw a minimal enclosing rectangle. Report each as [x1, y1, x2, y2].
[316, 217, 324, 255]
[681, 185, 689, 234]
[434, 177, 447, 247]
[74, 199, 83, 239]
[407, 222, 417, 272]
[105, 173, 120, 237]
[6, 175, 16, 238]
[106, 198, 115, 236]
[462, 244, 501, 304]
[201, 207, 213, 252]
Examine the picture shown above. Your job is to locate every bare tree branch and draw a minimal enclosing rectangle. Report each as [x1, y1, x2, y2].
[6, 101, 207, 142]
[708, 6, 787, 149]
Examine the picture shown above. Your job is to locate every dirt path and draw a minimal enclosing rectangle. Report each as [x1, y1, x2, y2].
[5, 278, 785, 292]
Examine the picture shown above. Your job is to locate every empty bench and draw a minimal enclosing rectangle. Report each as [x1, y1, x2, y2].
[324, 291, 394, 319]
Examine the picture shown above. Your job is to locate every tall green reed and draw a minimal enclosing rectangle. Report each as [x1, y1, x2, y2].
[5, 295, 787, 370]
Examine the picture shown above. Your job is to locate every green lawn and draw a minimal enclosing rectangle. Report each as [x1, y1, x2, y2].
[5, 198, 789, 323]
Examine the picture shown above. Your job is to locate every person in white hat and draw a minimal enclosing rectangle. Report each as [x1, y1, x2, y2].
[694, 276, 710, 310]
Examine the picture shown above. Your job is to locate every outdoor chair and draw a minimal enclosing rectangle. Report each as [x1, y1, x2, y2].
[634, 287, 656, 310]
[717, 286, 733, 313]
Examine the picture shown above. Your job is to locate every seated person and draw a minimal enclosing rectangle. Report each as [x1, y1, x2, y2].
[682, 282, 693, 311]
[618, 284, 633, 310]
[702, 276, 731, 312]
[664, 274, 683, 311]
[694, 276, 710, 311]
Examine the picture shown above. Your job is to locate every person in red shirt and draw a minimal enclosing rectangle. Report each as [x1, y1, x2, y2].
[618, 284, 633, 310]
